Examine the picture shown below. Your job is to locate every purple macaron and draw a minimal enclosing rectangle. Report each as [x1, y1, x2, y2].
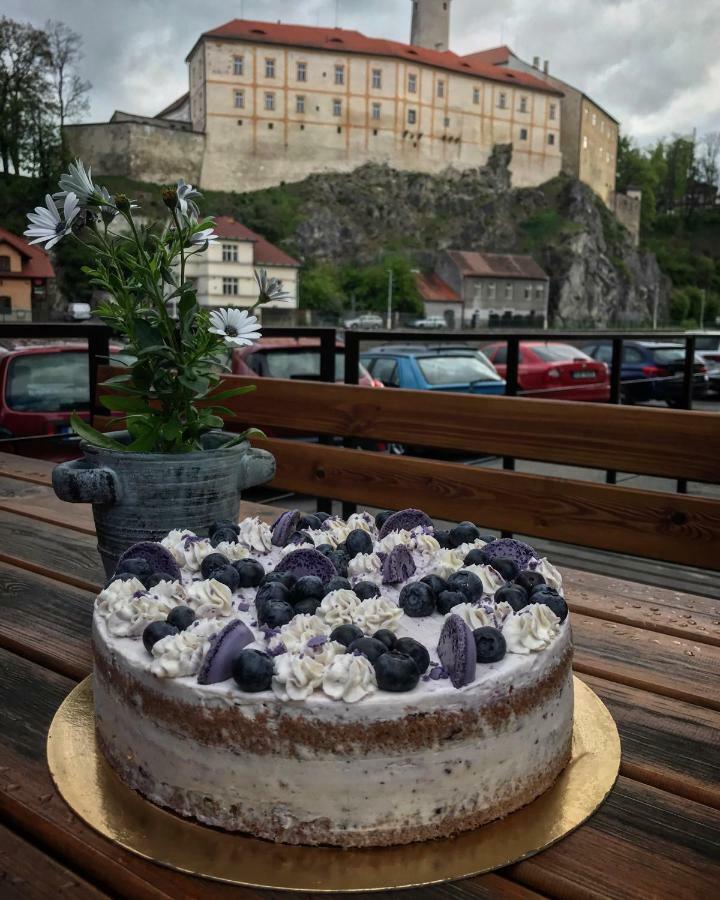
[381, 545, 416, 584]
[116, 541, 181, 582]
[378, 508, 433, 540]
[197, 619, 254, 685]
[437, 613, 477, 689]
[274, 548, 338, 581]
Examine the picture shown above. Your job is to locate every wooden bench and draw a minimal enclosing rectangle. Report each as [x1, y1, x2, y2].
[95, 371, 720, 572]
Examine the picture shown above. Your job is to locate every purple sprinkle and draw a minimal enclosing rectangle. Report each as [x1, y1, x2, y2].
[250, 620, 258, 627]
[132, 590, 145, 599]
[268, 642, 287, 657]
[429, 665, 449, 680]
[306, 635, 328, 648]
[236, 601, 250, 612]
[183, 535, 202, 548]
[422, 674, 431, 682]
[259, 625, 280, 640]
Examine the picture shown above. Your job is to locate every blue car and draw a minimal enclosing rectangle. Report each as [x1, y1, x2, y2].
[360, 345, 506, 394]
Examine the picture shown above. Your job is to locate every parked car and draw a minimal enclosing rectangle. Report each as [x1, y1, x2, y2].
[231, 337, 380, 387]
[694, 336, 720, 393]
[482, 341, 610, 402]
[344, 313, 384, 330]
[579, 340, 709, 406]
[64, 302, 92, 321]
[360, 344, 506, 394]
[412, 315, 446, 329]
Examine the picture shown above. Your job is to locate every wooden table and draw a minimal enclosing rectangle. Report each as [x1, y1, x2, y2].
[0, 451, 718, 900]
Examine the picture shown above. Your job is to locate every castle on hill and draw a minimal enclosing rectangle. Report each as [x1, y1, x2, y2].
[67, 1, 623, 210]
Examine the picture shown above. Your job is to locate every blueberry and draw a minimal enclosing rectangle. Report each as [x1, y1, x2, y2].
[495, 583, 529, 612]
[323, 575, 352, 595]
[145, 571, 172, 589]
[434, 529, 453, 548]
[212, 564, 240, 592]
[535, 592, 569, 622]
[316, 543, 334, 557]
[232, 649, 274, 692]
[288, 529, 313, 545]
[420, 574, 449, 597]
[480, 534, 496, 544]
[464, 548, 489, 566]
[490, 556, 520, 581]
[374, 651, 420, 692]
[345, 529, 374, 558]
[166, 605, 196, 631]
[330, 624, 364, 647]
[262, 571, 296, 589]
[399, 582, 436, 617]
[294, 597, 321, 615]
[473, 626, 507, 663]
[436, 589, 466, 615]
[211, 526, 240, 548]
[142, 620, 178, 653]
[298, 514, 322, 530]
[105, 572, 138, 587]
[353, 580, 380, 600]
[328, 548, 350, 578]
[116, 557, 152, 581]
[258, 599, 294, 627]
[209, 520, 239, 538]
[292, 575, 325, 602]
[255, 581, 291, 613]
[530, 583, 559, 599]
[314, 511, 332, 523]
[515, 570, 546, 593]
[199, 552, 229, 580]
[348, 636, 389, 663]
[395, 637, 430, 674]
[375, 510, 393, 529]
[233, 558, 265, 588]
[373, 628, 397, 650]
[449, 522, 480, 548]
[446, 570, 483, 602]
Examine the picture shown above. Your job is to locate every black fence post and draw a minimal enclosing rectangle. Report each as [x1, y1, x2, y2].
[606, 337, 623, 485]
[677, 335, 697, 494]
[501, 337, 520, 537]
[340, 330, 362, 518]
[88, 325, 111, 424]
[317, 328, 337, 515]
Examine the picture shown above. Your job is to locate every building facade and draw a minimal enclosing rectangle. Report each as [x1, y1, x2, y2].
[183, 216, 299, 312]
[0, 227, 55, 321]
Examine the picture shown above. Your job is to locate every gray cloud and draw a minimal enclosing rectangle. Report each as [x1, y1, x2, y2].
[4, 0, 718, 143]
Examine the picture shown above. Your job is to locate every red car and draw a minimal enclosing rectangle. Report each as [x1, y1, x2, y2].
[483, 342, 610, 402]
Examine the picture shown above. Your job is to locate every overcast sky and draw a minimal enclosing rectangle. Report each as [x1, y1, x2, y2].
[6, 0, 719, 145]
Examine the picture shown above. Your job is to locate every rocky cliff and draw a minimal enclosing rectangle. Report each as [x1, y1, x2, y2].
[275, 146, 668, 326]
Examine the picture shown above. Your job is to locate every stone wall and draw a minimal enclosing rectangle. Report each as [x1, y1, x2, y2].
[614, 191, 642, 246]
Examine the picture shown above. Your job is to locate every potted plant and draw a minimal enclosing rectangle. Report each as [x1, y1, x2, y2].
[25, 161, 281, 576]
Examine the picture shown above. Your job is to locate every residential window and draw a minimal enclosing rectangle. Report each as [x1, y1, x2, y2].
[335, 64, 345, 85]
[265, 58, 275, 78]
[233, 56, 244, 76]
[296, 95, 305, 113]
[505, 283, 513, 300]
[437, 79, 445, 98]
[519, 96, 528, 113]
[549, 103, 556, 120]
[498, 92, 507, 109]
[234, 90, 244, 109]
[265, 92, 275, 111]
[519, 127, 528, 140]
[486, 283, 496, 300]
[222, 244, 238, 262]
[524, 285, 531, 300]
[535, 285, 544, 299]
[473, 87, 480, 104]
[297, 62, 307, 82]
[473, 282, 483, 301]
[371, 102, 381, 120]
[548, 133, 556, 145]
[408, 73, 417, 93]
[222, 277, 239, 295]
[372, 68, 382, 89]
[0, 256, 10, 272]
[332, 98, 342, 116]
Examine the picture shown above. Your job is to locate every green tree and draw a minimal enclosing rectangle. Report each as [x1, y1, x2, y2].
[299, 263, 345, 314]
[341, 254, 421, 315]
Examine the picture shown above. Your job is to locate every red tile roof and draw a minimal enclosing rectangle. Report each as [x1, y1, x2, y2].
[0, 226, 55, 279]
[462, 46, 512, 67]
[414, 272, 462, 303]
[447, 251, 548, 281]
[195, 20, 563, 96]
[213, 216, 300, 267]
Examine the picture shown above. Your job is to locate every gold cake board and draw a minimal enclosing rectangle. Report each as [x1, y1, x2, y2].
[47, 675, 620, 892]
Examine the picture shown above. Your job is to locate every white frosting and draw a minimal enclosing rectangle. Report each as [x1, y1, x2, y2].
[414, 530, 440, 555]
[97, 577, 145, 604]
[148, 579, 187, 605]
[376, 529, 415, 554]
[503, 604, 561, 654]
[322, 653, 377, 703]
[150, 619, 220, 677]
[355, 596, 403, 633]
[95, 588, 175, 638]
[161, 529, 196, 566]
[346, 512, 377, 535]
[280, 541, 314, 556]
[462, 564, 506, 595]
[272, 651, 326, 700]
[450, 602, 495, 630]
[182, 539, 214, 572]
[318, 589, 361, 627]
[535, 558, 564, 594]
[214, 540, 250, 562]
[348, 552, 383, 582]
[186, 579, 233, 618]
[429, 547, 466, 578]
[237, 517, 273, 554]
[271, 614, 330, 653]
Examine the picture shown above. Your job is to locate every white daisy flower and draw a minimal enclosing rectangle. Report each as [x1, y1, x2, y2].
[24, 193, 81, 250]
[55, 159, 97, 206]
[188, 226, 216, 246]
[176, 178, 202, 220]
[254, 268, 291, 303]
[208, 308, 261, 347]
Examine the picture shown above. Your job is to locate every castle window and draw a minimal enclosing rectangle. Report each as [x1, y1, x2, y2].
[519, 96, 528, 113]
[444, 116, 450, 127]
[372, 102, 381, 120]
[335, 65, 345, 85]
[233, 56, 244, 76]
[408, 73, 417, 93]
[519, 127, 528, 140]
[582, 134, 588, 149]
[408, 108, 417, 125]
[473, 87, 480, 104]
[332, 98, 342, 116]
[296, 95, 305, 113]
[498, 92, 507, 109]
[297, 62, 307, 82]
[549, 103, 556, 120]
[548, 133, 556, 145]
[222, 277, 239, 296]
[265, 92, 275, 111]
[592, 112, 597, 126]
[265, 58, 276, 78]
[372, 68, 382, 89]
[606, 151, 610, 163]
[234, 90, 244, 109]
[437, 80, 445, 98]
[222, 244, 238, 263]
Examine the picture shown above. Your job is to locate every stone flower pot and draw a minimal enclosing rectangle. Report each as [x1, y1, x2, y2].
[52, 431, 275, 577]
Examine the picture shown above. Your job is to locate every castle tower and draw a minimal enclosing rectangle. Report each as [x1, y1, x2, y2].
[410, 0, 452, 52]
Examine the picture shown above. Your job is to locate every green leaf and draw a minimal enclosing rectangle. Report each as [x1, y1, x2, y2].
[100, 374, 132, 386]
[220, 427, 266, 449]
[206, 384, 257, 402]
[133, 319, 164, 349]
[99, 395, 149, 413]
[70, 415, 127, 450]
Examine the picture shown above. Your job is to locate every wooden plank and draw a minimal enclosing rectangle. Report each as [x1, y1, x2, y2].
[579, 673, 720, 809]
[0, 823, 110, 899]
[0, 451, 57, 486]
[256, 437, 720, 570]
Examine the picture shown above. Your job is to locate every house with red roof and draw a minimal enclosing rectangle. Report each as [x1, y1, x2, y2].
[0, 227, 55, 321]
[183, 217, 299, 310]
